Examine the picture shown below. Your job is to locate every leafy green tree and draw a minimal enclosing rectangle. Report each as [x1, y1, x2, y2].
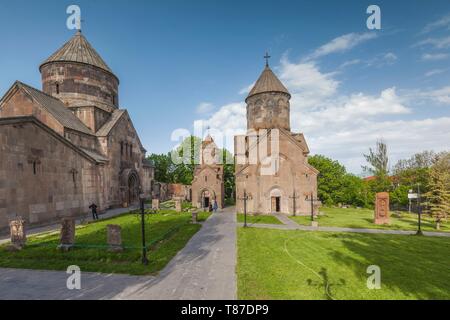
[148, 153, 173, 183]
[309, 155, 347, 206]
[424, 152, 450, 230]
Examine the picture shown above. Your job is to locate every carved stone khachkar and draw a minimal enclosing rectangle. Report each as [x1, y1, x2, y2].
[58, 218, 75, 251]
[107, 224, 123, 252]
[7, 218, 26, 251]
[152, 198, 160, 210]
[175, 198, 183, 212]
[375, 192, 390, 225]
[192, 210, 199, 224]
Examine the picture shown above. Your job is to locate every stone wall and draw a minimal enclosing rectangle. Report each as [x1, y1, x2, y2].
[246, 92, 291, 131]
[0, 119, 102, 231]
[191, 166, 224, 209]
[41, 62, 119, 112]
[235, 130, 318, 215]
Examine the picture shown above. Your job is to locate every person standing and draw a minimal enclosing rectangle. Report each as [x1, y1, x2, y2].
[213, 200, 218, 213]
[89, 203, 99, 220]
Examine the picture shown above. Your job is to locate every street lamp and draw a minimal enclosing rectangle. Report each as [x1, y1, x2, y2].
[408, 185, 422, 236]
[238, 190, 252, 228]
[139, 193, 149, 265]
[416, 184, 423, 236]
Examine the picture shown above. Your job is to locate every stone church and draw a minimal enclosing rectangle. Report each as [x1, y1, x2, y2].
[0, 31, 154, 230]
[234, 62, 319, 215]
[191, 135, 224, 209]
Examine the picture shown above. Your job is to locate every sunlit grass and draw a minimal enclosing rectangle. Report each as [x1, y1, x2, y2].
[290, 207, 449, 232]
[238, 227, 450, 300]
[0, 210, 210, 275]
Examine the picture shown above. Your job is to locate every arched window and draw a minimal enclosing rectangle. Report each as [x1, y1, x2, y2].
[56, 83, 60, 95]
[120, 141, 124, 156]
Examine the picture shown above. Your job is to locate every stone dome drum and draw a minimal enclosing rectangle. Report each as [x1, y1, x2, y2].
[39, 31, 119, 112]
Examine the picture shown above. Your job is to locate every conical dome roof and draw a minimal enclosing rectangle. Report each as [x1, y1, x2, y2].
[40, 31, 114, 75]
[247, 66, 290, 101]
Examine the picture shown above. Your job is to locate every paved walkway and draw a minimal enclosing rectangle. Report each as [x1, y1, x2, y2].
[0, 207, 237, 300]
[238, 213, 450, 237]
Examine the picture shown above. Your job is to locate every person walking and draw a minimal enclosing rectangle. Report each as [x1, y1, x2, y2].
[213, 200, 218, 213]
[89, 203, 99, 220]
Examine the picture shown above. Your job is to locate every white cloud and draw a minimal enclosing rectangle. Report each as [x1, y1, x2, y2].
[366, 52, 398, 67]
[196, 102, 215, 114]
[421, 53, 449, 61]
[417, 86, 450, 104]
[415, 36, 450, 49]
[339, 59, 361, 69]
[306, 32, 377, 60]
[420, 13, 450, 34]
[194, 38, 449, 173]
[425, 69, 446, 77]
[239, 83, 255, 95]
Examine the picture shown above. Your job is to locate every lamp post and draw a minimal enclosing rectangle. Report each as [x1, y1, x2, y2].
[416, 184, 423, 236]
[408, 187, 422, 236]
[238, 190, 252, 228]
[139, 193, 149, 265]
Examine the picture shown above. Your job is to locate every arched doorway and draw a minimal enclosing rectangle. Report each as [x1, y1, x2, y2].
[270, 188, 282, 213]
[120, 169, 141, 206]
[200, 189, 216, 209]
[128, 173, 140, 204]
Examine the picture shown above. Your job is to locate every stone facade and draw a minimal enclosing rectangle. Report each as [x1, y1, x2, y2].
[0, 31, 154, 231]
[234, 64, 318, 215]
[191, 136, 224, 209]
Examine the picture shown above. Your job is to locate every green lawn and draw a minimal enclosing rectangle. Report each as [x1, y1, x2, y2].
[237, 214, 283, 225]
[237, 228, 450, 300]
[291, 207, 449, 233]
[0, 210, 210, 275]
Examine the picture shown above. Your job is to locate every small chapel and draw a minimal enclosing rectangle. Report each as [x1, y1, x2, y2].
[0, 31, 154, 230]
[234, 58, 319, 215]
[191, 135, 225, 210]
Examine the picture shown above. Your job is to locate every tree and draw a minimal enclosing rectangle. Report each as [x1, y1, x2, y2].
[362, 140, 389, 177]
[424, 152, 450, 230]
[309, 155, 347, 206]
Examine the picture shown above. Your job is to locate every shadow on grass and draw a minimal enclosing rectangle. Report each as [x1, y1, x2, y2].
[306, 267, 346, 300]
[327, 232, 450, 299]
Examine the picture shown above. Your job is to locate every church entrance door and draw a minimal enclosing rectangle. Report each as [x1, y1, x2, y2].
[128, 173, 139, 205]
[271, 197, 281, 212]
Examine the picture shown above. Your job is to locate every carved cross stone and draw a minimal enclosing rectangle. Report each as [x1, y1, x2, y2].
[7, 218, 26, 251]
[375, 192, 390, 225]
[59, 218, 75, 251]
[152, 198, 160, 210]
[107, 224, 123, 252]
[175, 198, 182, 212]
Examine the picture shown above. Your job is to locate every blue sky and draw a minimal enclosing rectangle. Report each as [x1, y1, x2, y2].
[0, 0, 449, 173]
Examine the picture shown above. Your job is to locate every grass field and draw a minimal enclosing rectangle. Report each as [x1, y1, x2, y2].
[237, 214, 283, 225]
[237, 227, 450, 300]
[0, 210, 210, 275]
[291, 207, 449, 233]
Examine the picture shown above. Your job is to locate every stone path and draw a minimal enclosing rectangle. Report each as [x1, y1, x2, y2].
[238, 213, 450, 237]
[0, 207, 237, 300]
